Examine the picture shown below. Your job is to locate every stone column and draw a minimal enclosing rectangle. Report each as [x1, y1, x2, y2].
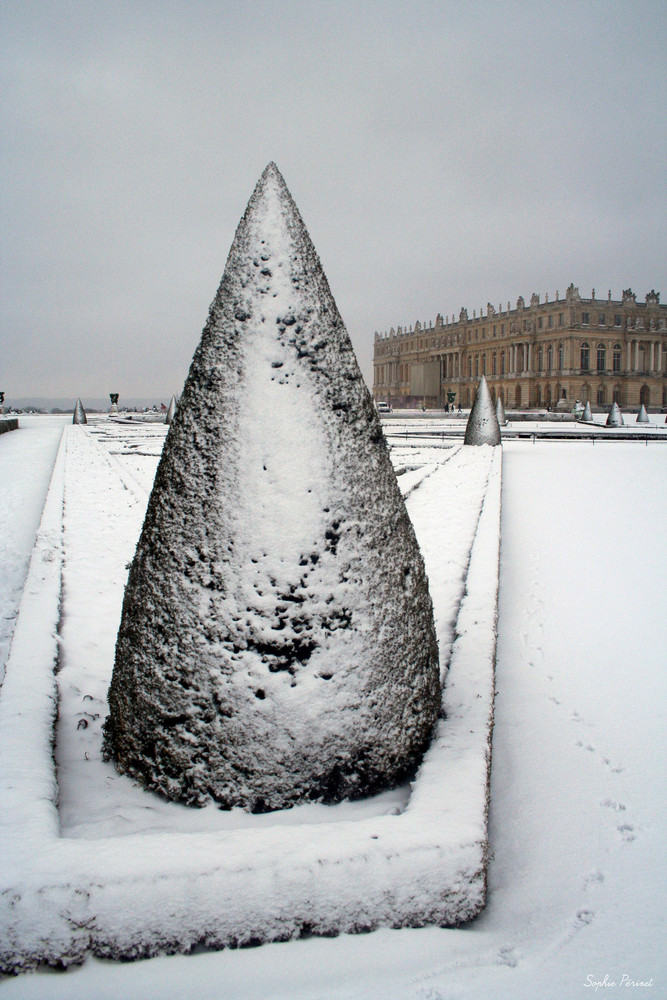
[657, 342, 662, 373]
[649, 342, 655, 372]
[627, 341, 633, 371]
[527, 343, 532, 372]
[634, 340, 639, 370]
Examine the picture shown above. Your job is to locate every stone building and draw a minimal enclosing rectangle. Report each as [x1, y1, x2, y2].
[373, 286, 667, 411]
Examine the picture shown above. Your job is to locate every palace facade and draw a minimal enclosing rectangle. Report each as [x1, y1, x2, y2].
[373, 285, 667, 411]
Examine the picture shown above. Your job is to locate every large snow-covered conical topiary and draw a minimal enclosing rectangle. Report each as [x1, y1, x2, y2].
[464, 376, 501, 445]
[606, 401, 624, 426]
[104, 163, 441, 811]
[582, 401, 592, 422]
[495, 395, 507, 427]
[636, 403, 649, 423]
[72, 398, 87, 424]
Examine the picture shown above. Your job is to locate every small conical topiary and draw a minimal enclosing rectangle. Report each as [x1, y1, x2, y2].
[606, 401, 624, 426]
[464, 376, 501, 446]
[165, 395, 177, 424]
[581, 401, 592, 422]
[72, 398, 87, 424]
[495, 396, 507, 426]
[104, 163, 441, 812]
[636, 403, 649, 423]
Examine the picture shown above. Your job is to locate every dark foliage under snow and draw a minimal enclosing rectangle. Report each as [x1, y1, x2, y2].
[103, 163, 440, 811]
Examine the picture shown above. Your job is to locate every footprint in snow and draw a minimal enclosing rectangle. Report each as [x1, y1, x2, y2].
[601, 799, 626, 813]
[574, 909, 595, 929]
[497, 946, 518, 968]
[618, 824, 636, 842]
[583, 870, 605, 890]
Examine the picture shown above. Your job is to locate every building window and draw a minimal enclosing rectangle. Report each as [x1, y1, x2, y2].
[537, 347, 543, 371]
[597, 386, 606, 406]
[501, 323, 505, 335]
[547, 345, 553, 371]
[492, 352, 497, 375]
[548, 314, 554, 328]
[501, 351, 506, 374]
[581, 342, 590, 371]
[468, 356, 472, 377]
[614, 314, 622, 327]
[558, 312, 564, 326]
[538, 317, 543, 330]
[613, 343, 622, 372]
[597, 344, 606, 371]
[598, 313, 605, 326]
[475, 356, 479, 377]
[582, 312, 590, 325]
[558, 343, 564, 370]
[482, 354, 487, 375]
[493, 325, 497, 337]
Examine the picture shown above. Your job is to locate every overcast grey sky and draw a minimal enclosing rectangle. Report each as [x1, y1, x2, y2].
[2, 0, 666, 401]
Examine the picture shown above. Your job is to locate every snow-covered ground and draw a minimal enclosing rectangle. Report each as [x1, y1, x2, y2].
[1, 418, 665, 998]
[0, 416, 69, 683]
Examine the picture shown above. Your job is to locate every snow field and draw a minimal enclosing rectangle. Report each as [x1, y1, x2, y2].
[0, 422, 501, 972]
[0, 416, 69, 682]
[0, 421, 664, 998]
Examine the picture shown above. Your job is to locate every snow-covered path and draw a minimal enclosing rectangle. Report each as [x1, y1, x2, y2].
[0, 417, 69, 683]
[1, 426, 665, 998]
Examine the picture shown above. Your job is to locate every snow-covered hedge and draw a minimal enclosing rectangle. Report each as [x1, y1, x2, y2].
[105, 164, 441, 811]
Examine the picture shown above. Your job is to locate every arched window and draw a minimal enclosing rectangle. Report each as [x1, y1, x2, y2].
[558, 343, 564, 370]
[597, 385, 606, 406]
[581, 342, 590, 371]
[547, 344, 553, 371]
[475, 355, 479, 377]
[612, 343, 622, 373]
[640, 385, 650, 408]
[501, 351, 506, 375]
[537, 346, 543, 372]
[492, 352, 497, 375]
[596, 343, 606, 372]
[482, 354, 487, 375]
[546, 385, 552, 407]
[468, 356, 472, 377]
[582, 383, 590, 403]
[515, 385, 522, 407]
[613, 386, 622, 405]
